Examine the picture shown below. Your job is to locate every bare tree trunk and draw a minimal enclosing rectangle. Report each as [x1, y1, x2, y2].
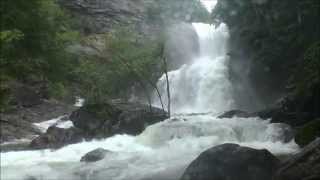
[162, 57, 171, 117]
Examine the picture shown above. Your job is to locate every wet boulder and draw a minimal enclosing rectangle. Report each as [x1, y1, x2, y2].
[218, 110, 252, 118]
[180, 143, 280, 180]
[274, 138, 320, 180]
[29, 126, 84, 149]
[80, 148, 112, 163]
[70, 103, 121, 136]
[70, 100, 168, 138]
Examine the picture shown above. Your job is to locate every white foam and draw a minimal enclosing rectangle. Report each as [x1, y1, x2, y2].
[0, 115, 299, 180]
[200, 0, 217, 12]
[74, 97, 85, 107]
[33, 116, 74, 133]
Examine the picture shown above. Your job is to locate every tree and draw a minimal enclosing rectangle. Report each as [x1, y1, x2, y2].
[0, 0, 79, 110]
[74, 28, 167, 113]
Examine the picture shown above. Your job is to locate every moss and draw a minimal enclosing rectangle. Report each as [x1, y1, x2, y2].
[295, 119, 320, 147]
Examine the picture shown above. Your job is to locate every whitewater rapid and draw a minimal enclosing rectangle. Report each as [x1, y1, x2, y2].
[1, 114, 298, 180]
[0, 22, 299, 180]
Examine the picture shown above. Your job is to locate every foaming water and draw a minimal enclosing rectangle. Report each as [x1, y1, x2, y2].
[1, 114, 298, 180]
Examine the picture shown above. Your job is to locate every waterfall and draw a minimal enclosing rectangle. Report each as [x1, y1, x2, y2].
[0, 2, 299, 179]
[0, 22, 299, 180]
[154, 23, 234, 113]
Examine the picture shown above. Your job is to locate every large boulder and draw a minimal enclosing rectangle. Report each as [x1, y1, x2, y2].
[80, 148, 112, 163]
[70, 103, 121, 137]
[251, 96, 315, 127]
[180, 143, 280, 180]
[29, 126, 84, 149]
[274, 138, 320, 180]
[217, 109, 252, 118]
[70, 100, 169, 138]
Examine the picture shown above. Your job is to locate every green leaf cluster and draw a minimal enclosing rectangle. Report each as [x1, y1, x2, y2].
[74, 28, 164, 104]
[0, 0, 79, 110]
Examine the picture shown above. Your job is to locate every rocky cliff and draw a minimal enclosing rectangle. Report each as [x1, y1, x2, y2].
[213, 0, 320, 110]
[58, 0, 209, 35]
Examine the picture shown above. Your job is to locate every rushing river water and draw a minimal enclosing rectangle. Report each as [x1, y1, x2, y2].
[0, 11, 299, 180]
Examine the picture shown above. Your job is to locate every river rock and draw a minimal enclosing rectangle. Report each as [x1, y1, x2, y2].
[0, 99, 75, 144]
[29, 126, 84, 149]
[274, 138, 320, 180]
[180, 143, 280, 180]
[80, 148, 112, 163]
[70, 100, 169, 138]
[251, 96, 315, 127]
[217, 109, 252, 118]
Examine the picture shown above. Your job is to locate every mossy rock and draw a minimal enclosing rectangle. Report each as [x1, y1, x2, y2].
[295, 119, 320, 147]
[84, 103, 121, 120]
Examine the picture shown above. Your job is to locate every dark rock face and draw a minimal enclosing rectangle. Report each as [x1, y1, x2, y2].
[218, 95, 315, 130]
[274, 138, 320, 180]
[180, 143, 280, 180]
[9, 83, 42, 108]
[165, 23, 199, 70]
[29, 126, 84, 149]
[220, 107, 313, 127]
[0, 100, 75, 143]
[218, 110, 252, 118]
[70, 101, 169, 138]
[80, 148, 111, 163]
[214, 0, 319, 108]
[58, 0, 145, 34]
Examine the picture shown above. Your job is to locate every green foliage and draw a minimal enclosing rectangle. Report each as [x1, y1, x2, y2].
[295, 119, 320, 147]
[0, 0, 79, 81]
[294, 42, 320, 97]
[0, 0, 79, 109]
[47, 82, 68, 100]
[0, 30, 24, 44]
[74, 28, 164, 104]
[212, 0, 320, 67]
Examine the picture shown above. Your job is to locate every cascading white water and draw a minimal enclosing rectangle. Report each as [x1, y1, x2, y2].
[0, 3, 299, 179]
[154, 23, 234, 113]
[1, 115, 298, 180]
